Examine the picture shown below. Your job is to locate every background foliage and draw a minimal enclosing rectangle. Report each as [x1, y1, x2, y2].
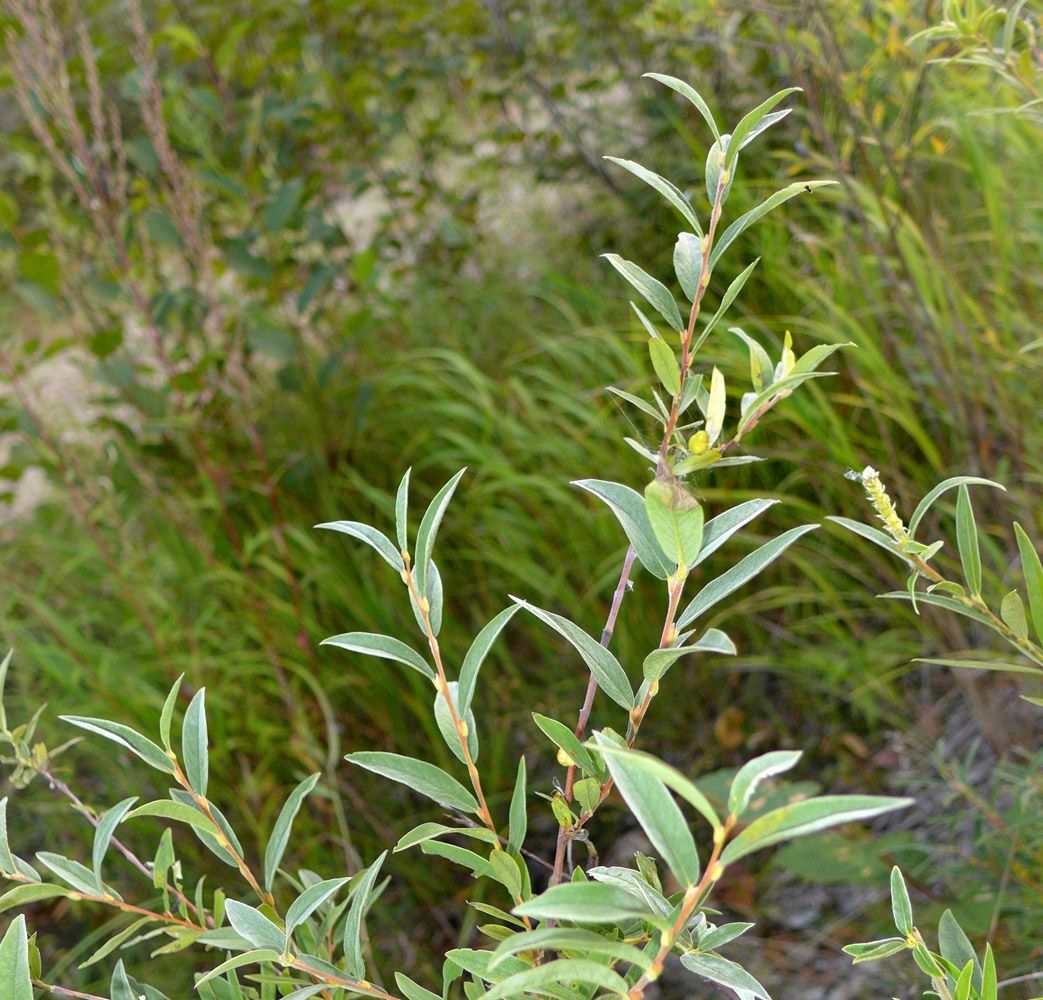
[0, 0, 1041, 993]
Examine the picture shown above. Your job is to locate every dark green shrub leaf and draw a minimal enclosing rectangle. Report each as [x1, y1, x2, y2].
[394, 823, 498, 853]
[434, 681, 479, 764]
[842, 938, 908, 963]
[182, 688, 209, 797]
[320, 633, 434, 681]
[508, 758, 527, 856]
[415, 468, 467, 602]
[680, 952, 770, 999]
[697, 922, 754, 952]
[642, 629, 736, 683]
[109, 959, 137, 1000]
[643, 73, 720, 139]
[458, 605, 522, 717]
[533, 714, 602, 778]
[890, 866, 913, 934]
[602, 254, 684, 333]
[284, 877, 350, 944]
[346, 752, 479, 813]
[1014, 522, 1043, 643]
[477, 959, 629, 1000]
[674, 232, 703, 302]
[0, 883, 69, 913]
[728, 750, 802, 818]
[194, 950, 282, 987]
[315, 521, 404, 571]
[513, 881, 652, 923]
[224, 900, 284, 952]
[158, 674, 184, 751]
[692, 261, 758, 353]
[263, 771, 319, 891]
[491, 927, 653, 971]
[644, 477, 704, 567]
[60, 716, 175, 774]
[1000, 590, 1028, 638]
[0, 913, 32, 1000]
[92, 797, 138, 886]
[395, 973, 443, 1000]
[955, 486, 982, 594]
[648, 337, 681, 396]
[907, 477, 1006, 539]
[604, 157, 702, 234]
[939, 910, 982, 993]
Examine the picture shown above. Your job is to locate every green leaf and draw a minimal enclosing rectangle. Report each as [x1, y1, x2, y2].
[264, 773, 320, 893]
[489, 850, 523, 898]
[182, 688, 209, 797]
[476, 959, 629, 1000]
[194, 949, 282, 987]
[395, 973, 444, 1000]
[826, 516, 905, 558]
[284, 877, 350, 945]
[512, 599, 634, 710]
[572, 479, 673, 580]
[592, 733, 701, 886]
[78, 916, 158, 970]
[607, 385, 665, 423]
[415, 468, 467, 601]
[737, 371, 833, 436]
[263, 180, 304, 234]
[644, 73, 720, 139]
[0, 797, 24, 876]
[508, 757, 528, 856]
[0, 914, 32, 1000]
[727, 750, 802, 818]
[490, 927, 653, 971]
[720, 795, 913, 864]
[514, 881, 652, 923]
[644, 478, 704, 568]
[142, 210, 183, 249]
[890, 866, 913, 934]
[109, 960, 137, 1000]
[1000, 590, 1028, 639]
[393, 823, 498, 853]
[789, 342, 850, 376]
[60, 716, 175, 774]
[648, 338, 681, 396]
[458, 605, 522, 717]
[673, 232, 703, 302]
[882, 592, 1000, 631]
[320, 632, 434, 682]
[738, 109, 792, 149]
[225, 899, 285, 951]
[680, 952, 770, 1000]
[677, 525, 819, 629]
[395, 468, 411, 553]
[907, 477, 1006, 538]
[422, 840, 494, 878]
[642, 629, 736, 683]
[955, 486, 982, 595]
[726, 88, 801, 168]
[939, 910, 982, 994]
[692, 262, 758, 354]
[343, 851, 387, 980]
[705, 134, 735, 207]
[953, 959, 974, 1000]
[590, 743, 721, 831]
[434, 681, 479, 764]
[604, 157, 702, 235]
[698, 499, 778, 565]
[36, 852, 116, 897]
[0, 883, 69, 913]
[842, 937, 908, 963]
[916, 657, 1043, 677]
[158, 673, 183, 750]
[315, 520, 404, 571]
[533, 714, 602, 778]
[982, 944, 997, 1000]
[92, 797, 138, 886]
[346, 752, 479, 813]
[125, 799, 218, 837]
[602, 254, 684, 333]
[1014, 522, 1043, 643]
[697, 921, 754, 952]
[708, 181, 836, 269]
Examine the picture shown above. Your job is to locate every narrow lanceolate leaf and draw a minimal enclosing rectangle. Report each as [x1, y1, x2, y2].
[907, 476, 1006, 538]
[434, 681, 479, 764]
[395, 973, 444, 1000]
[738, 108, 792, 150]
[92, 797, 138, 886]
[512, 599, 634, 710]
[533, 714, 602, 778]
[720, 795, 913, 864]
[939, 910, 982, 994]
[182, 688, 209, 797]
[677, 525, 819, 629]
[0, 797, 20, 875]
[59, 716, 175, 774]
[78, 916, 158, 970]
[680, 952, 770, 1000]
[648, 338, 680, 396]
[264, 773, 320, 892]
[458, 605, 522, 717]
[572, 479, 673, 580]
[642, 629, 736, 683]
[346, 752, 479, 813]
[158, 673, 184, 750]
[1014, 522, 1043, 643]
[0, 883, 70, 913]
[314, 520, 404, 571]
[737, 371, 833, 436]
[393, 822, 498, 853]
[693, 261, 759, 354]
[604, 156, 702, 234]
[955, 486, 982, 595]
[890, 866, 913, 934]
[593, 733, 701, 886]
[602, 254, 684, 333]
[396, 467, 411, 553]
[490, 927, 653, 971]
[194, 949, 283, 987]
[108, 960, 136, 1000]
[705, 134, 733, 209]
[320, 632, 434, 681]
[36, 852, 118, 897]
[644, 478, 704, 568]
[729, 327, 772, 392]
[514, 881, 652, 923]
[0, 913, 32, 1000]
[842, 937, 909, 963]
[644, 72, 721, 139]
[704, 367, 725, 445]
[698, 499, 778, 565]
[508, 757, 528, 856]
[284, 877, 350, 944]
[343, 851, 388, 980]
[727, 750, 802, 818]
[826, 516, 905, 557]
[982, 945, 997, 1000]
[709, 181, 836, 269]
[1000, 590, 1028, 639]
[725, 88, 801, 168]
[590, 743, 721, 831]
[415, 468, 467, 601]
[225, 900, 285, 951]
[476, 959, 629, 1000]
[790, 341, 851, 376]
[674, 232, 703, 302]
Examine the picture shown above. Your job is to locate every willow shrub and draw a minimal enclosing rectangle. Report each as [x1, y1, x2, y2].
[0, 73, 1010, 1000]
